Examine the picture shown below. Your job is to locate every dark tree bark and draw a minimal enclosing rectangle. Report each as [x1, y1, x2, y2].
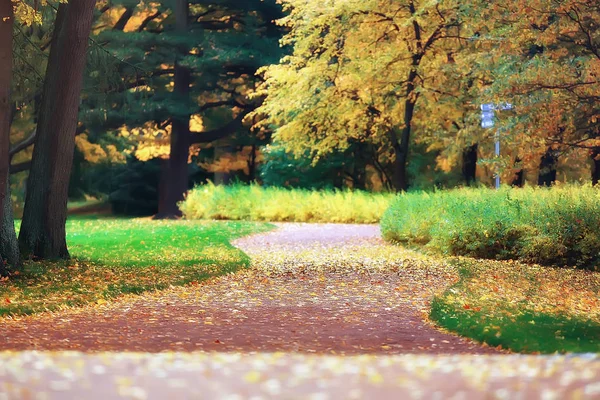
[591, 148, 600, 186]
[390, 62, 419, 192]
[1, 178, 19, 270]
[511, 157, 525, 187]
[390, 3, 425, 193]
[351, 144, 367, 190]
[112, 7, 134, 31]
[155, 0, 191, 219]
[248, 144, 257, 182]
[0, 1, 18, 274]
[461, 144, 478, 186]
[19, 1, 96, 259]
[538, 148, 559, 187]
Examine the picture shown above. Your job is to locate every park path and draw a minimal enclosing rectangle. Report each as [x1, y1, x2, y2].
[0, 223, 494, 354]
[2, 223, 600, 399]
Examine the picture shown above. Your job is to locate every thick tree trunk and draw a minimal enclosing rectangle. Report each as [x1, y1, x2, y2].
[0, 1, 16, 274]
[1, 178, 19, 270]
[462, 144, 478, 186]
[537, 148, 559, 187]
[155, 0, 190, 219]
[591, 148, 600, 186]
[19, 1, 96, 259]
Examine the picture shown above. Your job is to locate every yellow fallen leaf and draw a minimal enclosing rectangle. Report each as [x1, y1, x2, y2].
[243, 371, 262, 383]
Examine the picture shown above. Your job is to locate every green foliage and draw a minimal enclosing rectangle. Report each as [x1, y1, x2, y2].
[0, 218, 271, 316]
[82, 0, 284, 154]
[381, 185, 600, 268]
[108, 157, 161, 216]
[180, 183, 394, 224]
[260, 145, 351, 190]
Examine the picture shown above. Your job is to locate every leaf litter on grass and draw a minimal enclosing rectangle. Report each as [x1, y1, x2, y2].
[0, 224, 493, 354]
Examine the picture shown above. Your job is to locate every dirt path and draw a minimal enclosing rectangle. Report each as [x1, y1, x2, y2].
[2, 224, 600, 398]
[0, 223, 495, 354]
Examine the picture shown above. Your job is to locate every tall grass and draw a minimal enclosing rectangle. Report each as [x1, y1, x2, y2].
[180, 183, 394, 224]
[381, 185, 600, 268]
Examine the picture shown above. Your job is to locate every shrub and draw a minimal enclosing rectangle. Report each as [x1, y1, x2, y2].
[381, 185, 600, 269]
[180, 183, 394, 224]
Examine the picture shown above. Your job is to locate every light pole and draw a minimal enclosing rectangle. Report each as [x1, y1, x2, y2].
[481, 103, 513, 189]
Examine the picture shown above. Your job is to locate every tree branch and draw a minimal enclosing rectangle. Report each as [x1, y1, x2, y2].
[189, 114, 246, 144]
[9, 161, 31, 175]
[9, 129, 36, 161]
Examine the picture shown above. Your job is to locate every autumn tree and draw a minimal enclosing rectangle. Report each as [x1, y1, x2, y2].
[252, 0, 477, 191]
[469, 0, 600, 185]
[19, 0, 97, 259]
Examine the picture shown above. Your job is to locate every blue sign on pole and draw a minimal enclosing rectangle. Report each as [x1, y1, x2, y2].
[480, 103, 513, 189]
[481, 103, 495, 128]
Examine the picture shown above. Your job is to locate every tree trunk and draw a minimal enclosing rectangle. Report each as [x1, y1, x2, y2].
[213, 146, 234, 185]
[462, 144, 478, 186]
[155, 0, 190, 219]
[390, 56, 420, 192]
[591, 148, 600, 186]
[1, 178, 19, 271]
[248, 144, 257, 182]
[0, 1, 16, 274]
[537, 148, 558, 187]
[352, 144, 367, 190]
[19, 1, 96, 259]
[511, 157, 525, 187]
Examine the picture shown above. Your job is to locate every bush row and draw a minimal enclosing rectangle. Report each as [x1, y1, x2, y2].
[180, 183, 394, 224]
[381, 185, 600, 269]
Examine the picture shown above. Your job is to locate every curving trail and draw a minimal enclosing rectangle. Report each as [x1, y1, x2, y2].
[0, 223, 493, 354]
[2, 223, 599, 398]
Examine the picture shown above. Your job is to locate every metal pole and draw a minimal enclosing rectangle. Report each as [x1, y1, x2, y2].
[495, 130, 500, 189]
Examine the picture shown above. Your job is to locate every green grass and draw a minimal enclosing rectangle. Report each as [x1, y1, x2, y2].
[180, 183, 394, 224]
[381, 185, 600, 268]
[0, 218, 272, 316]
[431, 260, 600, 353]
[432, 298, 600, 353]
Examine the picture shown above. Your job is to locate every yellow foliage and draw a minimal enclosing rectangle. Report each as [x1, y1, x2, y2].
[200, 147, 259, 175]
[12, 0, 68, 26]
[75, 134, 126, 164]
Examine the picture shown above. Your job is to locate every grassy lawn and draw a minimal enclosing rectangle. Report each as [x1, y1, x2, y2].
[430, 258, 600, 353]
[0, 218, 272, 317]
